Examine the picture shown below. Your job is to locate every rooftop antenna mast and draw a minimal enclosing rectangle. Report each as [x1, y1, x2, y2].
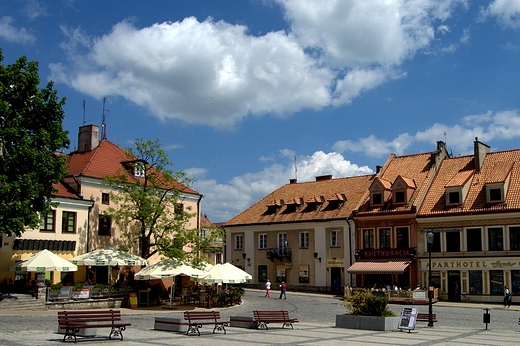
[101, 97, 109, 140]
[294, 155, 298, 180]
[82, 100, 86, 125]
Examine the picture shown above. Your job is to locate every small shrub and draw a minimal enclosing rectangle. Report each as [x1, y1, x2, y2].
[344, 291, 395, 317]
[50, 283, 63, 291]
[73, 282, 84, 290]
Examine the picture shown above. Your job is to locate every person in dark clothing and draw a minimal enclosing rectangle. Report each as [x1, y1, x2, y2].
[279, 281, 287, 299]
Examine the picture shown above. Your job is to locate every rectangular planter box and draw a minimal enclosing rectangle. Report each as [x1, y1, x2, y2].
[336, 315, 400, 331]
[230, 316, 255, 329]
[154, 317, 187, 333]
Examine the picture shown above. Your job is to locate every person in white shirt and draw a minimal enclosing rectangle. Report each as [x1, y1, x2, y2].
[265, 279, 271, 298]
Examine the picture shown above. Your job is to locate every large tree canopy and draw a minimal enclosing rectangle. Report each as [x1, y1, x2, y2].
[0, 50, 70, 236]
[104, 138, 224, 264]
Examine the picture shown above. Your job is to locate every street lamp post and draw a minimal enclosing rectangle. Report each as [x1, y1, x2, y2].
[427, 231, 435, 327]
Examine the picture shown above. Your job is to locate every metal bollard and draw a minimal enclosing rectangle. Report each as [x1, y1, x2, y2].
[483, 307, 490, 329]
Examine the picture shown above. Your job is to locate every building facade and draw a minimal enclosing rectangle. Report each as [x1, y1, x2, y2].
[349, 142, 447, 290]
[225, 174, 374, 292]
[2, 124, 208, 287]
[417, 139, 520, 303]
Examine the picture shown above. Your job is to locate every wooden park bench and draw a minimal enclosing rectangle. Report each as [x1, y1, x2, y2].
[57, 309, 131, 343]
[416, 313, 437, 324]
[252, 310, 299, 330]
[183, 310, 229, 336]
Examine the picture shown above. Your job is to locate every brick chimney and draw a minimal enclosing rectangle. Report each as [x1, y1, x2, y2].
[315, 175, 332, 181]
[78, 124, 100, 153]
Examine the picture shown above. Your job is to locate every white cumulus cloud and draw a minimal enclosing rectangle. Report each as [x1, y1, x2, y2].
[50, 0, 469, 129]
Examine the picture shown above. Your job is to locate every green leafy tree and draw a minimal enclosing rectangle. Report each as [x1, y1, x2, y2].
[104, 138, 224, 263]
[0, 50, 70, 236]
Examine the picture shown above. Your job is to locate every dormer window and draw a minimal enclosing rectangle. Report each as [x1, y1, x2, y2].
[445, 170, 474, 207]
[369, 178, 391, 207]
[484, 162, 512, 204]
[325, 193, 346, 210]
[304, 196, 324, 212]
[266, 199, 284, 215]
[284, 197, 302, 213]
[372, 193, 382, 205]
[446, 188, 462, 205]
[394, 191, 405, 204]
[392, 176, 415, 205]
[486, 183, 504, 203]
[134, 163, 145, 177]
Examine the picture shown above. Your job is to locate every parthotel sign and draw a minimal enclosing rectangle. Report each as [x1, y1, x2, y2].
[422, 258, 520, 270]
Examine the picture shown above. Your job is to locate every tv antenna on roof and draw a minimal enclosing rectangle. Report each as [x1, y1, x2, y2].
[294, 155, 298, 180]
[101, 97, 109, 140]
[82, 100, 92, 125]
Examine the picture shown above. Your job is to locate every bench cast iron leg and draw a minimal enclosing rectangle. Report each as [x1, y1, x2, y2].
[212, 322, 228, 334]
[186, 323, 201, 336]
[62, 328, 78, 343]
[109, 326, 126, 341]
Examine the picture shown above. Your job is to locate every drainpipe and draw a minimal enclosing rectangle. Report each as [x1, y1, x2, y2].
[347, 217, 354, 287]
[197, 194, 203, 259]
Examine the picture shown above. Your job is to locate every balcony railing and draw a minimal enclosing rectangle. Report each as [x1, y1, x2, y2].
[266, 247, 292, 262]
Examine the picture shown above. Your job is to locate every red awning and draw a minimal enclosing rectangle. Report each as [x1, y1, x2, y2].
[347, 260, 410, 274]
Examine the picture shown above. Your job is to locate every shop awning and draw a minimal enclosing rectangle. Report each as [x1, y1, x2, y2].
[347, 259, 410, 274]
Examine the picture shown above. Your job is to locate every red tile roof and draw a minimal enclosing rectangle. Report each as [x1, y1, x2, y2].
[53, 181, 82, 199]
[356, 152, 437, 215]
[418, 149, 520, 216]
[66, 140, 199, 195]
[225, 174, 375, 226]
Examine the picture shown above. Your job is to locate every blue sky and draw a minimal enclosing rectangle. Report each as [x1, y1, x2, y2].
[1, 0, 520, 223]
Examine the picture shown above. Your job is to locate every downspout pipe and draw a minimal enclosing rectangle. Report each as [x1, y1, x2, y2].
[197, 194, 203, 259]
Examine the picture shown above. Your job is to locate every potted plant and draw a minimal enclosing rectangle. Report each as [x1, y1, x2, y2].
[233, 287, 245, 304]
[336, 290, 399, 331]
[72, 282, 90, 300]
[50, 283, 63, 292]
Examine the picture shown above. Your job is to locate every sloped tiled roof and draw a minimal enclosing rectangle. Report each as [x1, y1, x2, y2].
[418, 149, 520, 216]
[66, 140, 199, 195]
[445, 169, 474, 188]
[53, 181, 82, 199]
[356, 152, 436, 215]
[225, 175, 375, 226]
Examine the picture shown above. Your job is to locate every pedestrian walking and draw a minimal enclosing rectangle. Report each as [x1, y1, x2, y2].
[503, 285, 512, 307]
[265, 279, 271, 298]
[279, 281, 287, 299]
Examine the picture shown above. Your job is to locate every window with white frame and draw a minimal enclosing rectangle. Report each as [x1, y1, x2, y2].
[278, 233, 287, 251]
[299, 232, 309, 248]
[330, 230, 339, 247]
[486, 183, 504, 203]
[446, 187, 462, 205]
[134, 163, 145, 177]
[235, 235, 243, 250]
[259, 234, 267, 249]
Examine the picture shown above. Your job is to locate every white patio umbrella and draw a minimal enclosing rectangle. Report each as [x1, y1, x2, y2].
[134, 259, 208, 307]
[203, 262, 252, 284]
[69, 247, 147, 283]
[9, 249, 77, 273]
[69, 247, 148, 266]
